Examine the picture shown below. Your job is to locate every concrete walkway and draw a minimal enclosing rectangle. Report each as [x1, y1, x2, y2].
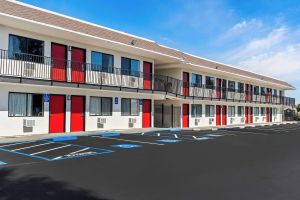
[0, 121, 297, 144]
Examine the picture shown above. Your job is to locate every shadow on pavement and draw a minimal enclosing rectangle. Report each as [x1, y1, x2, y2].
[0, 168, 110, 200]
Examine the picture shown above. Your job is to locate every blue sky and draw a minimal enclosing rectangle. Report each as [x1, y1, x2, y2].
[19, 0, 300, 101]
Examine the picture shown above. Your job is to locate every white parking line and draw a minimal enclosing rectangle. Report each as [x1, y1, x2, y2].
[52, 148, 91, 160]
[0, 141, 33, 148]
[174, 134, 178, 138]
[12, 142, 53, 151]
[68, 147, 90, 155]
[157, 133, 160, 137]
[93, 136, 165, 146]
[193, 136, 211, 140]
[30, 145, 71, 155]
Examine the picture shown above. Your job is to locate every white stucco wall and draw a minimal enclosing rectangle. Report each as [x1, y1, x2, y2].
[0, 83, 159, 136]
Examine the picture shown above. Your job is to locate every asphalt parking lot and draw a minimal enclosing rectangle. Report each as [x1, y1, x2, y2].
[1, 123, 300, 200]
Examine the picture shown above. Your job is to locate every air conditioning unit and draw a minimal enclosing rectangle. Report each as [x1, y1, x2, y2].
[129, 118, 137, 123]
[23, 63, 35, 77]
[129, 77, 137, 87]
[97, 118, 106, 128]
[230, 118, 235, 124]
[97, 118, 106, 124]
[209, 118, 214, 125]
[241, 117, 245, 123]
[101, 73, 108, 84]
[255, 117, 259, 122]
[262, 117, 266, 121]
[274, 117, 277, 121]
[23, 119, 35, 127]
[129, 118, 137, 128]
[194, 118, 201, 126]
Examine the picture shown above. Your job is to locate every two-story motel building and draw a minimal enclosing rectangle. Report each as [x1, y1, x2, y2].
[0, 0, 296, 136]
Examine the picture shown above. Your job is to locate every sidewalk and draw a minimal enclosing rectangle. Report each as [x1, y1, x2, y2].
[0, 121, 298, 144]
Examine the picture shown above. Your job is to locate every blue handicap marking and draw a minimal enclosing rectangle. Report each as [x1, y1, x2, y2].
[0, 161, 7, 166]
[157, 139, 181, 143]
[111, 144, 141, 149]
[169, 128, 181, 132]
[100, 132, 121, 137]
[52, 136, 78, 142]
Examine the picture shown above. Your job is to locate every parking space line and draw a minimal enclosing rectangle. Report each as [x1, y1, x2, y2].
[12, 142, 53, 151]
[68, 147, 90, 155]
[0, 141, 33, 148]
[30, 145, 71, 155]
[93, 136, 165, 146]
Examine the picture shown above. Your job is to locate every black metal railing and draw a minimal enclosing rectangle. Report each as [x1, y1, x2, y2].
[0, 49, 152, 90]
[0, 49, 295, 107]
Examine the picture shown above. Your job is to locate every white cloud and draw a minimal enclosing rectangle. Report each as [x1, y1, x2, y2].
[222, 26, 300, 82]
[231, 19, 263, 32]
[238, 43, 300, 80]
[217, 19, 264, 42]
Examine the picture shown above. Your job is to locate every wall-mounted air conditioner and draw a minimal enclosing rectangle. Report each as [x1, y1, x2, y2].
[255, 117, 259, 122]
[129, 118, 137, 128]
[209, 118, 214, 125]
[97, 118, 106, 128]
[129, 77, 137, 87]
[194, 118, 201, 126]
[230, 118, 235, 124]
[24, 63, 35, 77]
[101, 73, 108, 83]
[23, 119, 35, 127]
[241, 117, 245, 123]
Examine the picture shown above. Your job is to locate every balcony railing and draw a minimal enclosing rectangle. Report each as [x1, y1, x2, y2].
[0, 49, 152, 90]
[0, 49, 295, 107]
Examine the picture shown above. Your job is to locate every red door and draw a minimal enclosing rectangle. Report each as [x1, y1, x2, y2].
[49, 95, 65, 133]
[216, 105, 221, 126]
[249, 107, 253, 123]
[222, 106, 227, 125]
[142, 99, 151, 128]
[245, 107, 249, 124]
[216, 79, 221, 99]
[51, 43, 67, 81]
[71, 47, 85, 83]
[182, 72, 189, 96]
[143, 62, 152, 90]
[71, 96, 85, 132]
[266, 107, 269, 122]
[182, 104, 189, 128]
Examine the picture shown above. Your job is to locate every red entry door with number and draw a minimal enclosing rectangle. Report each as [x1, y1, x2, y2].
[249, 107, 253, 123]
[71, 96, 85, 132]
[49, 95, 65, 133]
[182, 72, 189, 96]
[245, 107, 249, 124]
[182, 104, 189, 128]
[51, 43, 67, 81]
[71, 47, 85, 83]
[143, 62, 152, 90]
[216, 105, 221, 126]
[142, 99, 151, 128]
[222, 106, 227, 125]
